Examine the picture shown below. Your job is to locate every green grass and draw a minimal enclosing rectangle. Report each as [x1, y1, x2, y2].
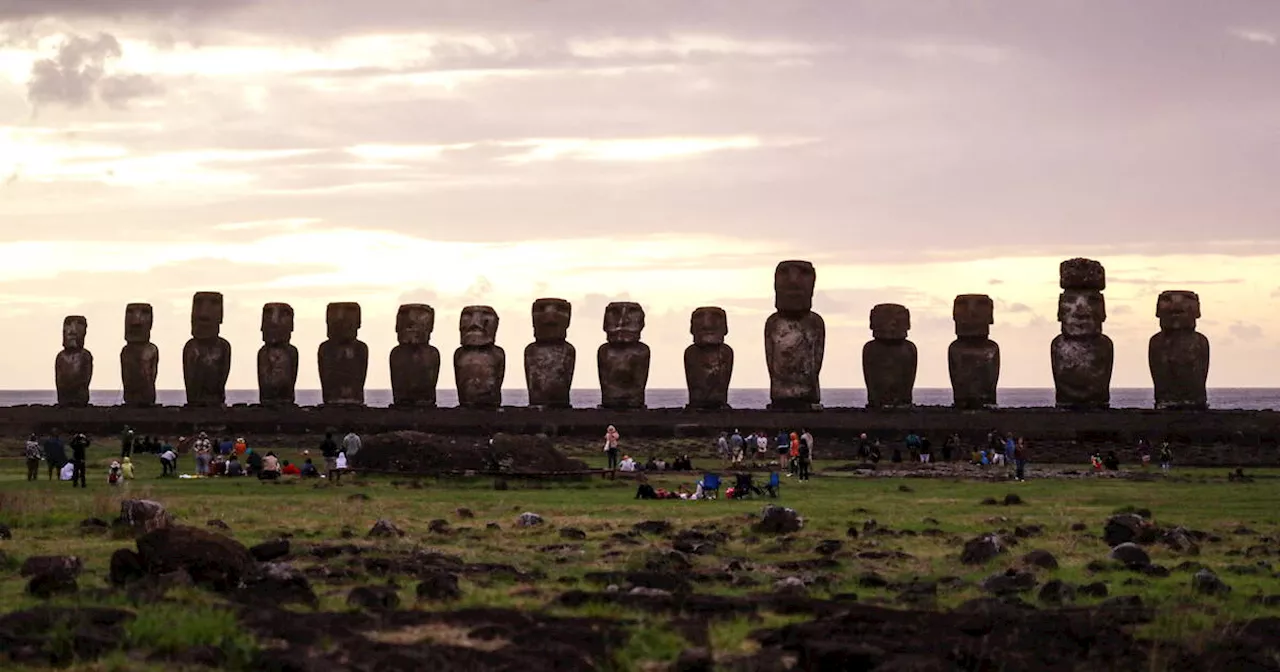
[1, 445, 1279, 669]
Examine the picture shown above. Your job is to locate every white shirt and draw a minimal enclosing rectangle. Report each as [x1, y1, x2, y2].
[336, 453, 348, 470]
[618, 458, 636, 472]
[161, 450, 177, 461]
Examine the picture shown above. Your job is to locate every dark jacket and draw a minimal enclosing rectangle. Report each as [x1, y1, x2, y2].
[71, 435, 90, 462]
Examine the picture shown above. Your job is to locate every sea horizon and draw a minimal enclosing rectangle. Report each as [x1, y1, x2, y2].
[0, 388, 1277, 410]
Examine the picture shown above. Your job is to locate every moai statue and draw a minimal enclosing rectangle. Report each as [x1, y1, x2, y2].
[258, 303, 299, 407]
[183, 292, 231, 407]
[120, 303, 158, 407]
[862, 303, 917, 409]
[55, 316, 92, 407]
[598, 302, 650, 410]
[318, 302, 368, 406]
[524, 298, 575, 408]
[390, 303, 441, 408]
[455, 305, 505, 408]
[1149, 290, 1210, 410]
[765, 260, 825, 410]
[684, 307, 733, 410]
[948, 294, 1000, 409]
[1051, 258, 1113, 409]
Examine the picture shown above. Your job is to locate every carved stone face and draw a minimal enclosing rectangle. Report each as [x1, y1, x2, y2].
[191, 292, 224, 339]
[396, 304, 435, 345]
[459, 305, 499, 347]
[1057, 289, 1106, 336]
[690, 307, 728, 345]
[326, 302, 361, 341]
[124, 303, 153, 343]
[1059, 258, 1106, 291]
[870, 304, 911, 340]
[953, 294, 994, 338]
[261, 303, 294, 345]
[63, 316, 87, 350]
[532, 298, 571, 342]
[1157, 290, 1200, 331]
[603, 302, 645, 344]
[774, 260, 816, 314]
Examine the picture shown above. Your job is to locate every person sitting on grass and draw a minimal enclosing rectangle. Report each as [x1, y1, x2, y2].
[259, 452, 281, 480]
[618, 455, 637, 472]
[300, 458, 319, 477]
[226, 454, 244, 477]
[1103, 451, 1120, 471]
[246, 448, 263, 477]
[108, 461, 123, 486]
[281, 460, 301, 476]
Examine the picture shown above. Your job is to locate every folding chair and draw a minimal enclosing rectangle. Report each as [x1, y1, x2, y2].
[764, 471, 781, 498]
[700, 473, 721, 500]
[733, 473, 754, 499]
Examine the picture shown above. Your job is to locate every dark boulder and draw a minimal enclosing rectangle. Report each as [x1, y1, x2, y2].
[134, 525, 254, 592]
[249, 539, 290, 563]
[1022, 550, 1059, 570]
[961, 534, 1005, 565]
[347, 585, 401, 610]
[1038, 580, 1076, 605]
[754, 505, 803, 535]
[416, 572, 462, 601]
[1109, 543, 1151, 569]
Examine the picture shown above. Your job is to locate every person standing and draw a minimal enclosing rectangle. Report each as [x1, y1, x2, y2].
[193, 432, 213, 476]
[70, 432, 90, 488]
[800, 429, 814, 461]
[603, 425, 620, 471]
[1013, 437, 1028, 482]
[905, 431, 922, 462]
[43, 432, 66, 481]
[716, 432, 730, 462]
[120, 426, 134, 459]
[797, 432, 812, 481]
[342, 431, 362, 458]
[320, 432, 340, 480]
[730, 429, 744, 463]
[1159, 441, 1173, 471]
[942, 433, 960, 462]
[24, 434, 42, 481]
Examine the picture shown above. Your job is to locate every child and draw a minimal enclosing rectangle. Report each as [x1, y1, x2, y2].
[108, 461, 122, 486]
[1159, 442, 1173, 471]
[121, 457, 134, 480]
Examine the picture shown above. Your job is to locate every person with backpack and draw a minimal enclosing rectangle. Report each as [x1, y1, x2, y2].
[905, 431, 922, 461]
[919, 436, 932, 464]
[43, 433, 66, 481]
[1013, 438, 1029, 482]
[796, 433, 812, 481]
[70, 432, 90, 488]
[24, 434, 42, 481]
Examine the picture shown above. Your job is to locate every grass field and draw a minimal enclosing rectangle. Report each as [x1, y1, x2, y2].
[1, 445, 1279, 670]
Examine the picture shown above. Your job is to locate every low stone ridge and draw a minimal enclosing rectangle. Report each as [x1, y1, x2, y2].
[353, 431, 587, 473]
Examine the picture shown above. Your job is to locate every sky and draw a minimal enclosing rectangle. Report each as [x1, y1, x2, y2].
[0, 0, 1277, 392]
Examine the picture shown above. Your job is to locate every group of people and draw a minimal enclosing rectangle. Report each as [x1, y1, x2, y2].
[1092, 438, 1173, 471]
[713, 428, 815, 481]
[24, 432, 94, 487]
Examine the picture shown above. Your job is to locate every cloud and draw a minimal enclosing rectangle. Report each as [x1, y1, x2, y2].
[0, 0, 251, 21]
[25, 33, 163, 110]
[1006, 302, 1032, 314]
[1228, 321, 1264, 341]
[1229, 28, 1277, 46]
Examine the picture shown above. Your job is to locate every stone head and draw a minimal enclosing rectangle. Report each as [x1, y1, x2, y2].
[690, 307, 728, 345]
[603, 302, 645, 344]
[62, 315, 87, 350]
[261, 303, 294, 345]
[870, 304, 911, 340]
[953, 294, 994, 338]
[1059, 258, 1106, 291]
[190, 292, 224, 339]
[1057, 289, 1106, 336]
[774, 260, 816, 314]
[124, 303, 153, 343]
[1157, 290, 1200, 331]
[326, 303, 362, 341]
[396, 304, 435, 345]
[531, 298, 571, 342]
[459, 305, 499, 347]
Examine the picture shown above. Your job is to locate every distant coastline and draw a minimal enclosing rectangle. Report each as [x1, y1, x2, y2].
[0, 388, 1276, 410]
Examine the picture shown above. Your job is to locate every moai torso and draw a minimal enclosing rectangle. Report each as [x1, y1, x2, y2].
[1051, 259, 1113, 409]
[55, 316, 93, 407]
[524, 298, 575, 408]
[863, 303, 916, 409]
[183, 292, 231, 407]
[390, 303, 441, 408]
[765, 260, 824, 410]
[120, 303, 158, 407]
[258, 303, 299, 406]
[948, 294, 1000, 409]
[318, 302, 368, 406]
[1149, 290, 1209, 410]
[684, 306, 733, 410]
[598, 302, 650, 410]
[454, 305, 504, 408]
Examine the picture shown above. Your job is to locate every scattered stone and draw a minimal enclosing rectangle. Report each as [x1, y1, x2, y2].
[347, 585, 400, 610]
[1233, 526, 1257, 536]
[1103, 514, 1155, 547]
[368, 519, 405, 538]
[560, 528, 587, 541]
[1101, 595, 1144, 609]
[1191, 569, 1231, 596]
[416, 572, 462, 601]
[1038, 580, 1076, 605]
[428, 519, 451, 534]
[644, 549, 692, 573]
[249, 539, 290, 563]
[79, 518, 109, 534]
[134, 526, 255, 592]
[1003, 493, 1024, 506]
[1086, 560, 1119, 573]
[241, 562, 317, 609]
[1110, 543, 1152, 569]
[1141, 565, 1171, 578]
[774, 577, 807, 594]
[981, 570, 1037, 596]
[340, 526, 355, 539]
[1078, 582, 1109, 598]
[486, 523, 501, 531]
[754, 505, 803, 535]
[1123, 578, 1148, 587]
[922, 517, 940, 525]
[108, 549, 145, 586]
[896, 581, 938, 607]
[857, 572, 890, 589]
[1163, 527, 1201, 555]
[961, 534, 1005, 565]
[863, 519, 880, 533]
[814, 540, 843, 556]
[857, 550, 914, 561]
[1173, 561, 1207, 573]
[980, 498, 998, 506]
[456, 507, 475, 519]
[119, 500, 172, 536]
[630, 587, 673, 598]
[1245, 545, 1271, 558]
[517, 512, 545, 528]
[633, 520, 672, 535]
[206, 520, 231, 532]
[27, 572, 78, 599]
[21, 556, 83, 578]
[1022, 550, 1059, 570]
[1113, 506, 1153, 518]
[1071, 523, 1088, 532]
[674, 647, 714, 672]
[845, 527, 859, 539]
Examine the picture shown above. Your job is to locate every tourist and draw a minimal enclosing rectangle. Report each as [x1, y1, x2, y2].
[857, 433, 871, 460]
[120, 426, 134, 459]
[210, 456, 226, 476]
[121, 456, 134, 480]
[796, 433, 811, 482]
[300, 458, 319, 477]
[234, 437, 247, 456]
[259, 452, 281, 480]
[755, 432, 769, 460]
[716, 432, 730, 461]
[774, 430, 790, 471]
[603, 425, 620, 471]
[59, 461, 75, 481]
[132, 435, 145, 458]
[1103, 451, 1120, 471]
[801, 428, 814, 460]
[1159, 441, 1173, 471]
[319, 432, 340, 479]
[226, 454, 244, 477]
[193, 432, 214, 476]
[1090, 451, 1104, 471]
[70, 432, 89, 488]
[159, 445, 177, 476]
[281, 460, 301, 476]
[334, 451, 349, 483]
[108, 460, 122, 486]
[891, 445, 903, 463]
[788, 432, 800, 475]
[978, 449, 990, 467]
[1137, 438, 1152, 469]
[869, 439, 882, 463]
[943, 433, 960, 462]
[619, 455, 637, 472]
[43, 432, 66, 481]
[644, 456, 658, 471]
[654, 457, 667, 470]
[24, 434, 42, 482]
[342, 430, 362, 458]
[730, 429, 744, 463]
[905, 431, 922, 461]
[246, 448, 263, 476]
[1014, 438, 1028, 482]
[161, 438, 177, 472]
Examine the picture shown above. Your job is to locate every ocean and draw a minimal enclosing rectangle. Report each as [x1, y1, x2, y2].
[0, 388, 1277, 410]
